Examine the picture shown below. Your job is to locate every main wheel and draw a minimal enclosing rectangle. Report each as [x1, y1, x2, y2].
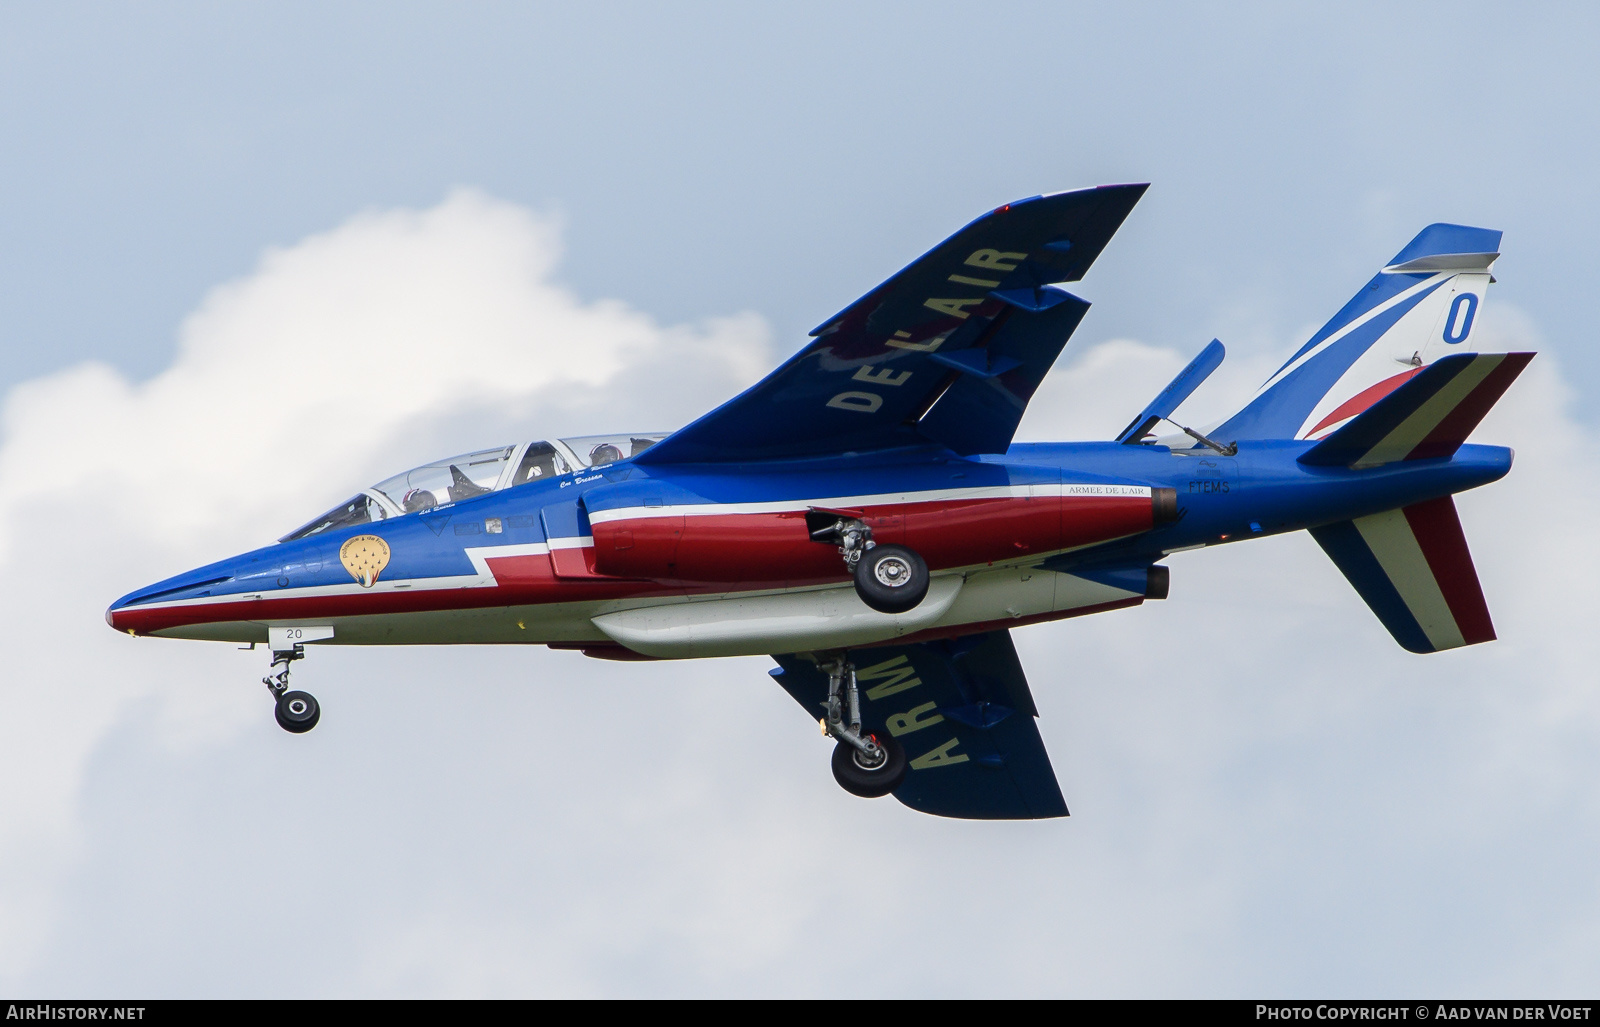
[831, 734, 908, 798]
[853, 544, 930, 614]
[275, 690, 321, 733]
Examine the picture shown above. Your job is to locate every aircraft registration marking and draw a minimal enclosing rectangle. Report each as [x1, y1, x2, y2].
[856, 654, 968, 771]
[887, 701, 944, 737]
[827, 247, 1030, 413]
[852, 365, 912, 387]
[908, 737, 969, 770]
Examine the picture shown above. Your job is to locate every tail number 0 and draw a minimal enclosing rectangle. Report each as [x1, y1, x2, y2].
[1443, 293, 1478, 344]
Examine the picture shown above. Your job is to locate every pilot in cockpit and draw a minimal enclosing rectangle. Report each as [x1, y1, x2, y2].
[514, 442, 569, 483]
[278, 435, 667, 544]
[401, 487, 437, 513]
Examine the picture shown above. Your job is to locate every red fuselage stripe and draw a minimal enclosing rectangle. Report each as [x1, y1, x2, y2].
[112, 493, 1156, 636]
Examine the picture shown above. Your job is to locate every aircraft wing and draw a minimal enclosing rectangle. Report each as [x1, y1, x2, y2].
[770, 631, 1069, 820]
[637, 184, 1147, 464]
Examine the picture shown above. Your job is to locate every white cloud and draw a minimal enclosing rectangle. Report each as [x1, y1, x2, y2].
[0, 192, 1595, 996]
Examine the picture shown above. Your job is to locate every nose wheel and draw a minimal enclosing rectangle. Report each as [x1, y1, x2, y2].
[263, 644, 321, 734]
[274, 690, 321, 733]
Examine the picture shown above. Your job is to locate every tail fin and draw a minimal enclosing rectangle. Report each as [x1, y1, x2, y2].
[1309, 496, 1494, 653]
[1216, 224, 1502, 442]
[1298, 351, 1533, 468]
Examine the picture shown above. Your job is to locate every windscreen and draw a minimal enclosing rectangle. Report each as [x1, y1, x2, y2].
[279, 494, 389, 543]
[278, 435, 667, 543]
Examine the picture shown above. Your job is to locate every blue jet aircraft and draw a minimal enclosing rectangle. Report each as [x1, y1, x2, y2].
[108, 185, 1531, 819]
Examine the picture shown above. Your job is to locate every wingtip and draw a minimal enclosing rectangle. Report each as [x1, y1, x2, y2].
[1036, 182, 1150, 201]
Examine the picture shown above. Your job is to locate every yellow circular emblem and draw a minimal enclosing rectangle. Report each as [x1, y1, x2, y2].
[339, 534, 392, 588]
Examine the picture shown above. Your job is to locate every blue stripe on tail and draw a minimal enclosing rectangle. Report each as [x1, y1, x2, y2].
[1217, 282, 1442, 441]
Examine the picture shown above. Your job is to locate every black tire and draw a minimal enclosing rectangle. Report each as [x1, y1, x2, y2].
[853, 544, 930, 614]
[831, 733, 908, 798]
[275, 690, 321, 733]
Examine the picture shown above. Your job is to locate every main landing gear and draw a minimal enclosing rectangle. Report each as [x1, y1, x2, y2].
[811, 516, 930, 614]
[821, 654, 907, 798]
[262, 644, 321, 734]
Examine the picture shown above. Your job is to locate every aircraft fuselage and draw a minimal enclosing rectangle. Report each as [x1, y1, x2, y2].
[106, 440, 1511, 659]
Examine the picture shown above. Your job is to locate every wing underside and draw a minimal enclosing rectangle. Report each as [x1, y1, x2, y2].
[771, 631, 1068, 820]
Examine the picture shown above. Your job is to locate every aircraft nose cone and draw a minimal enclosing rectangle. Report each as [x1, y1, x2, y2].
[106, 563, 239, 637]
[105, 585, 151, 634]
[105, 590, 143, 634]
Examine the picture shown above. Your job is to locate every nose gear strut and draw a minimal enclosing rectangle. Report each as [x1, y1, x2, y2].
[263, 644, 321, 734]
[820, 654, 908, 798]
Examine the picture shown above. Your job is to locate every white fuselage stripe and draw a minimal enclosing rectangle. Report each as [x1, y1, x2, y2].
[585, 482, 1151, 524]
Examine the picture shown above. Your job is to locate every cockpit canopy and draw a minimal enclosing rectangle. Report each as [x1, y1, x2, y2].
[280, 433, 667, 543]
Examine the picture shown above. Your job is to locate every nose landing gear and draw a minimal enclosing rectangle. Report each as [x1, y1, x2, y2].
[821, 655, 907, 798]
[262, 645, 321, 734]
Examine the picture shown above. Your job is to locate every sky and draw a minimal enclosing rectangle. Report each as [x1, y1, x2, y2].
[0, 1, 1598, 997]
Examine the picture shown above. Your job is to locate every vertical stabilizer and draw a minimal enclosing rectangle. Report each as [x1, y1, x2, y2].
[1217, 224, 1502, 442]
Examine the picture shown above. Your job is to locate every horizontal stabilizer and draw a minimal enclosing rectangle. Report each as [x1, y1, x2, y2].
[770, 631, 1067, 820]
[1116, 338, 1226, 443]
[1309, 496, 1494, 654]
[1298, 352, 1533, 468]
